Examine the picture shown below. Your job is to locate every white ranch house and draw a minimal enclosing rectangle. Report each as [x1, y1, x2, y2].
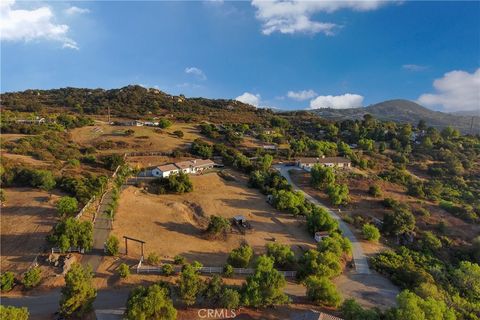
[151, 159, 215, 178]
[296, 156, 351, 171]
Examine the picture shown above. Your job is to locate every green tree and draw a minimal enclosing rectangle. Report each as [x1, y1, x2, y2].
[102, 154, 125, 171]
[105, 235, 119, 256]
[118, 263, 130, 278]
[273, 189, 304, 215]
[177, 264, 203, 306]
[419, 231, 442, 252]
[219, 288, 240, 309]
[383, 206, 416, 236]
[32, 170, 56, 191]
[258, 154, 273, 171]
[326, 183, 349, 205]
[362, 224, 380, 242]
[341, 299, 380, 320]
[158, 118, 172, 129]
[146, 252, 160, 266]
[368, 185, 382, 197]
[266, 243, 295, 268]
[453, 261, 480, 301]
[223, 264, 234, 277]
[311, 165, 335, 189]
[125, 284, 177, 320]
[60, 263, 97, 317]
[22, 267, 42, 289]
[203, 275, 223, 305]
[306, 206, 338, 235]
[228, 244, 253, 268]
[49, 218, 93, 252]
[393, 290, 456, 320]
[56, 196, 78, 217]
[206, 215, 231, 239]
[162, 264, 174, 276]
[305, 275, 342, 307]
[1, 272, 15, 291]
[0, 305, 29, 320]
[242, 255, 288, 307]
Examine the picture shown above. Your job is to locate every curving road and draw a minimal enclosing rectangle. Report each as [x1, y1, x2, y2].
[274, 165, 370, 274]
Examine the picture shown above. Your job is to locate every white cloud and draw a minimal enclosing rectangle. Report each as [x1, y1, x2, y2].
[402, 64, 428, 72]
[418, 68, 480, 112]
[287, 89, 317, 101]
[0, 0, 78, 49]
[65, 6, 90, 15]
[251, 0, 391, 35]
[309, 93, 364, 109]
[185, 67, 207, 80]
[235, 92, 261, 107]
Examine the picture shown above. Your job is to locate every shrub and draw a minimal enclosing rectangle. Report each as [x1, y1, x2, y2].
[48, 218, 93, 252]
[146, 252, 160, 265]
[266, 243, 295, 268]
[101, 154, 125, 171]
[223, 264, 234, 277]
[105, 235, 119, 256]
[305, 275, 342, 307]
[177, 264, 203, 306]
[56, 196, 79, 217]
[162, 264, 174, 276]
[118, 263, 130, 278]
[219, 288, 241, 309]
[125, 284, 176, 320]
[22, 267, 41, 289]
[362, 224, 381, 242]
[306, 206, 338, 235]
[151, 172, 193, 194]
[0, 305, 29, 320]
[228, 244, 253, 268]
[368, 185, 382, 197]
[174, 255, 186, 265]
[1, 272, 15, 291]
[158, 119, 172, 129]
[341, 299, 380, 320]
[173, 130, 184, 138]
[206, 215, 231, 239]
[383, 206, 416, 236]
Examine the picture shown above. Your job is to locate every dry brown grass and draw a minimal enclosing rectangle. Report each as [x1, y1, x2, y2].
[70, 123, 202, 154]
[110, 171, 315, 266]
[0, 188, 63, 273]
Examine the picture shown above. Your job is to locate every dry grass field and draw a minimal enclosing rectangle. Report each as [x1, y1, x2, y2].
[110, 171, 315, 266]
[70, 122, 203, 154]
[0, 188, 63, 273]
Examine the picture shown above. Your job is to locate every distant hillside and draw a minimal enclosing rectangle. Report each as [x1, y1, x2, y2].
[450, 110, 480, 117]
[310, 99, 480, 134]
[0, 85, 272, 124]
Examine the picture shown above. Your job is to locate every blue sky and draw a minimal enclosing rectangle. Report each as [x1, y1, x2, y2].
[1, 1, 479, 112]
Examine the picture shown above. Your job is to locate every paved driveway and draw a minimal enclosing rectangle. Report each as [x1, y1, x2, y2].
[274, 165, 370, 274]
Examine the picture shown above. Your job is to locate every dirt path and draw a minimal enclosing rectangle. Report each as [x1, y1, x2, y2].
[274, 165, 370, 274]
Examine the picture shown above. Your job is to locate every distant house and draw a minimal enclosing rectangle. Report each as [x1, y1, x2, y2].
[262, 144, 277, 150]
[115, 120, 144, 126]
[15, 117, 45, 125]
[296, 156, 351, 171]
[152, 164, 179, 178]
[143, 121, 159, 127]
[151, 159, 215, 178]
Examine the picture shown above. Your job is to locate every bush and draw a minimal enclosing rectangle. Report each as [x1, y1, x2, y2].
[306, 206, 338, 235]
[205, 215, 231, 239]
[105, 235, 119, 256]
[22, 267, 41, 289]
[0, 305, 29, 320]
[118, 263, 130, 278]
[146, 252, 160, 265]
[362, 224, 380, 242]
[383, 206, 416, 236]
[151, 172, 193, 194]
[101, 154, 125, 171]
[125, 284, 176, 320]
[228, 244, 253, 268]
[219, 288, 241, 309]
[341, 299, 380, 320]
[177, 264, 203, 306]
[174, 255, 186, 265]
[48, 218, 93, 252]
[305, 275, 342, 307]
[162, 264, 174, 276]
[56, 196, 78, 217]
[223, 264, 234, 277]
[1, 272, 15, 291]
[368, 185, 382, 197]
[266, 243, 295, 268]
[158, 119, 172, 129]
[173, 130, 184, 138]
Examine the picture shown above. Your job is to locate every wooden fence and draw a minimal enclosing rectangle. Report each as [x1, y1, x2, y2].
[136, 264, 297, 278]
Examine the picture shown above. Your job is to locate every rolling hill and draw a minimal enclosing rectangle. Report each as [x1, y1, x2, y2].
[310, 99, 480, 134]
